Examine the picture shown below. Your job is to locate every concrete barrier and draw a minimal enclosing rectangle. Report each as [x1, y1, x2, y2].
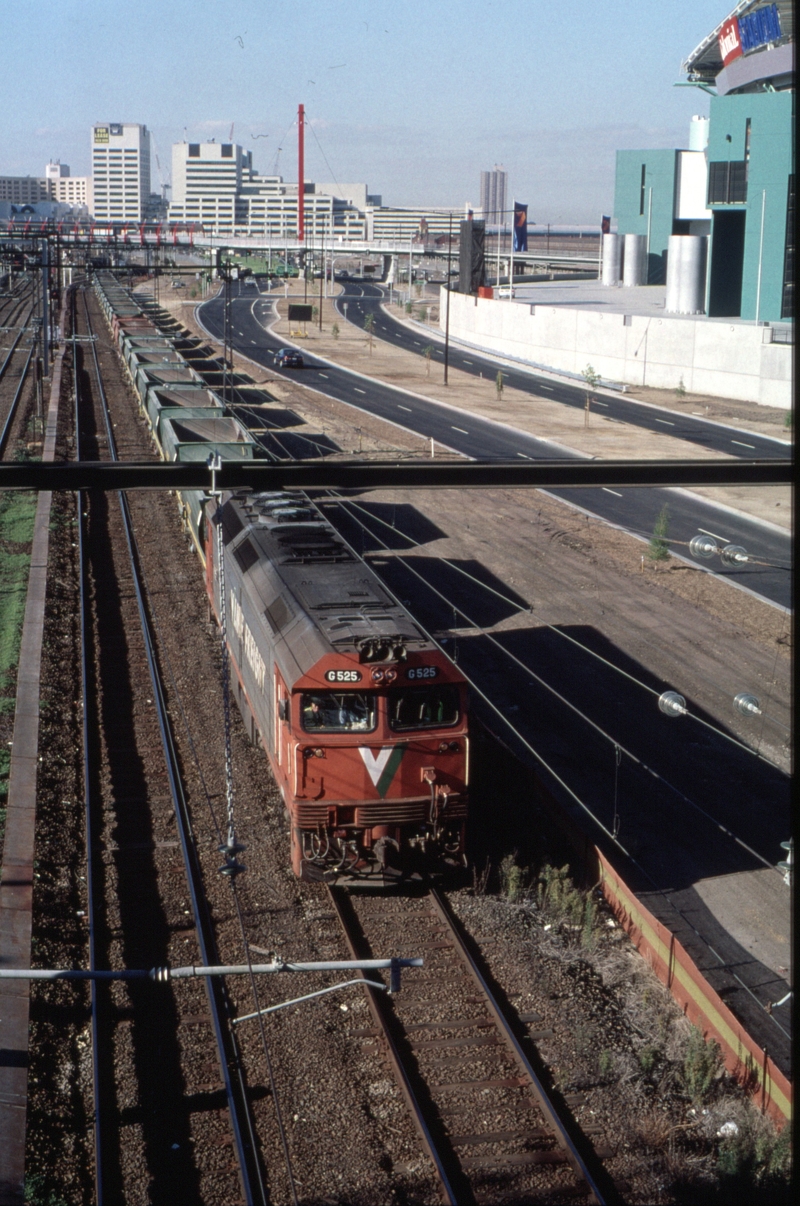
[441, 288, 792, 408]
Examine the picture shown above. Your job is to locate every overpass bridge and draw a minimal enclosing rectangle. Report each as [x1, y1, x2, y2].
[1, 219, 600, 274]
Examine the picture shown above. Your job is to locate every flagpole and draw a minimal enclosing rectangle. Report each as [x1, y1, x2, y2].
[509, 198, 514, 292]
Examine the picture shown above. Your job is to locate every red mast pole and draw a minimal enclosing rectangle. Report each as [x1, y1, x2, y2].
[298, 103, 305, 243]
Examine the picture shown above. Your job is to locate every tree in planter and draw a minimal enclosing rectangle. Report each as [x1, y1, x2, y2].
[332, 322, 340, 340]
[495, 370, 504, 400]
[423, 344, 434, 376]
[581, 364, 600, 426]
[364, 312, 375, 354]
[404, 301, 413, 315]
[418, 307, 428, 324]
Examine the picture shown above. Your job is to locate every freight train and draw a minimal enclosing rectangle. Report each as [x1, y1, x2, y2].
[91, 272, 469, 882]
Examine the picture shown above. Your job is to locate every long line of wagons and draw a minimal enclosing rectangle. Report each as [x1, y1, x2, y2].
[92, 272, 469, 883]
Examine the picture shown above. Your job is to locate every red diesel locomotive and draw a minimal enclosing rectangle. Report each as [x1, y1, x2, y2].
[205, 490, 468, 883]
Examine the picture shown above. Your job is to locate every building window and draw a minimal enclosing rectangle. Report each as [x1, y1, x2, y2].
[639, 164, 646, 216]
[188, 144, 200, 158]
[782, 175, 794, 319]
[222, 144, 233, 158]
[708, 161, 748, 205]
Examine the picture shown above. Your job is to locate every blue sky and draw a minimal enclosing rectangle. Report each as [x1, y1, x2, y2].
[2, 0, 729, 222]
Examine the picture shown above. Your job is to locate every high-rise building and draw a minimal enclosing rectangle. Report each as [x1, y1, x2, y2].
[480, 166, 508, 226]
[91, 123, 151, 221]
[169, 141, 248, 232]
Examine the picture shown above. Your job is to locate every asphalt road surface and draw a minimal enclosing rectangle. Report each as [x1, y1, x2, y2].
[199, 282, 792, 610]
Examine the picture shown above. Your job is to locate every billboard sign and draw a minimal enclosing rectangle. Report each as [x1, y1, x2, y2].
[94, 126, 109, 144]
[718, 18, 743, 66]
[718, 4, 782, 67]
[738, 3, 782, 53]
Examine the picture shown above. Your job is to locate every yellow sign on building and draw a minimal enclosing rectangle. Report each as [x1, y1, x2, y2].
[94, 127, 109, 144]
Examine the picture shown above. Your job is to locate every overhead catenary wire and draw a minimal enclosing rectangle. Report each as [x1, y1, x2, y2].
[329, 493, 786, 764]
[326, 491, 782, 875]
[320, 492, 789, 1040]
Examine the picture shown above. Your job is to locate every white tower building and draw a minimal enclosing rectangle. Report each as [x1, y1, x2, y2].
[91, 123, 151, 221]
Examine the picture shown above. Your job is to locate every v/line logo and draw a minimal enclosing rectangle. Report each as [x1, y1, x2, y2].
[359, 746, 406, 798]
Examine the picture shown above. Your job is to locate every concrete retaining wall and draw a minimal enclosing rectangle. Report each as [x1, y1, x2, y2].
[441, 289, 792, 408]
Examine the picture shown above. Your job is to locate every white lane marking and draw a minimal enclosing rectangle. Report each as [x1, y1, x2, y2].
[517, 452, 531, 459]
[398, 405, 412, 412]
[731, 439, 756, 449]
[318, 372, 328, 378]
[413, 340, 421, 345]
[539, 384, 553, 390]
[593, 400, 608, 407]
[655, 418, 675, 426]
[452, 426, 469, 434]
[395, 333, 402, 338]
[463, 359, 473, 364]
[698, 526, 730, 543]
[602, 487, 623, 497]
[250, 339, 257, 344]
[355, 387, 366, 394]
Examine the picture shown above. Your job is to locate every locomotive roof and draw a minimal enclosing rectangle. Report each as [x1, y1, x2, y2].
[218, 491, 433, 680]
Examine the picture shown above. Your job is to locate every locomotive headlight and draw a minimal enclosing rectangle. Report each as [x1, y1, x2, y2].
[371, 668, 385, 683]
[384, 668, 397, 683]
[440, 740, 460, 752]
[314, 748, 325, 759]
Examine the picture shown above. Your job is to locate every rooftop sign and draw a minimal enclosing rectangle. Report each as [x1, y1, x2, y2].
[717, 4, 782, 67]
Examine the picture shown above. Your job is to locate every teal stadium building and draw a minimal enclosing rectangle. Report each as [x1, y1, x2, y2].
[614, 0, 793, 322]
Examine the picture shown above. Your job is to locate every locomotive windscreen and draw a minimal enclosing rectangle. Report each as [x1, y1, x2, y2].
[389, 685, 460, 730]
[301, 692, 377, 732]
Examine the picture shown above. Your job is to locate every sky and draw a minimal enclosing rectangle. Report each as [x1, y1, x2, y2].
[2, 0, 730, 223]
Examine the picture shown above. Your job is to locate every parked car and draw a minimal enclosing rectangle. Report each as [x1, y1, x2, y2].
[273, 348, 304, 369]
[496, 285, 516, 298]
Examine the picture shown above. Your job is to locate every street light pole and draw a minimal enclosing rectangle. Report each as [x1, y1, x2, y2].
[444, 212, 453, 385]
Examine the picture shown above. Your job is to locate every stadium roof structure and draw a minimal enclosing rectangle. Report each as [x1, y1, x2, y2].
[681, 0, 794, 82]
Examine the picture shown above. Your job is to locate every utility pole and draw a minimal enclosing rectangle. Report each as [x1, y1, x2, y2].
[41, 238, 50, 377]
[297, 103, 305, 243]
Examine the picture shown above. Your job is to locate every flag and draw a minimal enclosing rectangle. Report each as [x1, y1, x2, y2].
[601, 215, 611, 234]
[513, 203, 528, 252]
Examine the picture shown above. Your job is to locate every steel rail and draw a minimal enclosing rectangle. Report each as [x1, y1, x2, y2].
[73, 287, 108, 1204]
[79, 288, 268, 1205]
[0, 307, 33, 383]
[0, 328, 38, 459]
[327, 885, 461, 1205]
[427, 887, 610, 1205]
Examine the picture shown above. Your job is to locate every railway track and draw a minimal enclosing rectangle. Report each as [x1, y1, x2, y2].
[72, 287, 267, 1204]
[0, 280, 38, 458]
[329, 884, 618, 1205]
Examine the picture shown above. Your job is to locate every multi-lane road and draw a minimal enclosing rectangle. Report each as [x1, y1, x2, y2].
[199, 281, 792, 609]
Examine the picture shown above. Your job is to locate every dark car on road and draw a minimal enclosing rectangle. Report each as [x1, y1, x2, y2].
[273, 348, 304, 369]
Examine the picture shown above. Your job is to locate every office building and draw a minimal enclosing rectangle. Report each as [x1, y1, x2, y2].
[45, 161, 92, 210]
[0, 176, 51, 204]
[480, 166, 507, 226]
[91, 123, 151, 222]
[168, 141, 368, 238]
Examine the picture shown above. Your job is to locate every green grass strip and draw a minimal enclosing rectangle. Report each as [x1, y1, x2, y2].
[0, 490, 37, 806]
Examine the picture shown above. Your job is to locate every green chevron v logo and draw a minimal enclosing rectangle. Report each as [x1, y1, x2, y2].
[359, 745, 407, 798]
